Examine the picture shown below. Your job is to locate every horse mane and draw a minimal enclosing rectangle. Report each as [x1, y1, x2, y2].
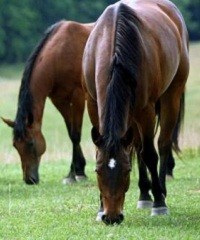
[14, 21, 63, 140]
[103, 3, 142, 153]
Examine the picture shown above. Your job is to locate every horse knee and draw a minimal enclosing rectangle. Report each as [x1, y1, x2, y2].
[71, 132, 81, 145]
[158, 138, 171, 155]
[141, 142, 158, 169]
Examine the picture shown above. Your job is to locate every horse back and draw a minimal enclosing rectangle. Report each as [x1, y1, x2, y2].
[83, 5, 118, 111]
[84, 0, 189, 110]
[132, 0, 189, 91]
[30, 21, 94, 98]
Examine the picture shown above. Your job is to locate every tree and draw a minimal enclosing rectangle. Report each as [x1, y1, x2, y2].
[0, 0, 39, 63]
[172, 0, 200, 40]
[0, 0, 199, 64]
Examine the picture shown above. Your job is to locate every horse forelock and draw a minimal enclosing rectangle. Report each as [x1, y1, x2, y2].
[102, 3, 142, 152]
[13, 21, 63, 140]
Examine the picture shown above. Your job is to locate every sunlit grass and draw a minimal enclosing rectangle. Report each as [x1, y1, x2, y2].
[0, 43, 200, 239]
[0, 153, 200, 239]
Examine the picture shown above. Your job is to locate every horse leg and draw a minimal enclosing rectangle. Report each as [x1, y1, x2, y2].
[157, 102, 176, 179]
[73, 92, 87, 182]
[137, 105, 168, 215]
[133, 123, 153, 209]
[137, 156, 153, 209]
[87, 95, 99, 129]
[166, 150, 175, 179]
[87, 95, 104, 220]
[158, 92, 183, 194]
[166, 91, 185, 179]
[65, 88, 87, 182]
[51, 88, 86, 183]
[159, 54, 188, 190]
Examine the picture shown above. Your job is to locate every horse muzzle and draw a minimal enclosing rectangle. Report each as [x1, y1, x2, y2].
[24, 174, 39, 185]
[23, 167, 39, 185]
[102, 213, 124, 225]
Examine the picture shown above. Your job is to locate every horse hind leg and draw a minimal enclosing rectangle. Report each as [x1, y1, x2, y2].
[157, 100, 175, 179]
[159, 55, 188, 189]
[158, 89, 184, 194]
[166, 150, 175, 179]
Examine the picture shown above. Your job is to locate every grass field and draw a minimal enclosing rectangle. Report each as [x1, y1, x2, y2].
[0, 43, 200, 239]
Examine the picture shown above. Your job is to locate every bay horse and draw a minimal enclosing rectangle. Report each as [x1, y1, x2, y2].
[83, 0, 189, 224]
[2, 20, 94, 184]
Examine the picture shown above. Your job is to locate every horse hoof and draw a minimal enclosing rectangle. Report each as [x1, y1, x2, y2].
[62, 177, 76, 185]
[96, 211, 104, 222]
[75, 175, 87, 182]
[151, 207, 169, 216]
[137, 200, 153, 209]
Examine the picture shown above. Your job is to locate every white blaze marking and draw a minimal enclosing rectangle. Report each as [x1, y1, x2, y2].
[108, 158, 116, 169]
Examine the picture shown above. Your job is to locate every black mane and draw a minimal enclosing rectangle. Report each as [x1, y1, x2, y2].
[103, 3, 142, 152]
[14, 21, 63, 140]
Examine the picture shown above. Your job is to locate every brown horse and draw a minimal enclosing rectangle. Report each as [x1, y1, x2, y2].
[83, 0, 189, 224]
[3, 20, 94, 184]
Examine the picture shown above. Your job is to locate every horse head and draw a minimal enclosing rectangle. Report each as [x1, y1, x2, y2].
[2, 117, 46, 184]
[92, 127, 133, 224]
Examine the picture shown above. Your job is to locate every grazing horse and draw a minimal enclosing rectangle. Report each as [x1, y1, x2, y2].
[83, 0, 189, 224]
[2, 20, 94, 184]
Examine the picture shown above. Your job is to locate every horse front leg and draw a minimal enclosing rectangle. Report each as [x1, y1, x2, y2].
[132, 123, 153, 209]
[87, 95, 102, 220]
[137, 105, 168, 216]
[65, 87, 87, 183]
[51, 89, 87, 184]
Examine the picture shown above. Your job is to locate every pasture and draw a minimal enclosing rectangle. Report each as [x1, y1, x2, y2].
[0, 42, 200, 239]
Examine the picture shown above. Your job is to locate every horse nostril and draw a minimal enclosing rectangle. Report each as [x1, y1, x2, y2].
[102, 214, 124, 225]
[102, 214, 111, 225]
[118, 213, 124, 223]
[102, 214, 106, 221]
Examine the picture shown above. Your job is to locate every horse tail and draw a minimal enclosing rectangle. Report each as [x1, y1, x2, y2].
[103, 3, 142, 150]
[172, 91, 185, 153]
[14, 21, 63, 140]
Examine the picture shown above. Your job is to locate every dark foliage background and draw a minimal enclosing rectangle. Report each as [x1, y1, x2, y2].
[0, 0, 199, 64]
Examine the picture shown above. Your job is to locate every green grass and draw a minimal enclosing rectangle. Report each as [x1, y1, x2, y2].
[0, 152, 200, 239]
[0, 43, 200, 239]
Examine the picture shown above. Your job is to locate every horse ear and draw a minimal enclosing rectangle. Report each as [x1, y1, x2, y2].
[91, 127, 103, 147]
[1, 117, 15, 128]
[122, 127, 133, 148]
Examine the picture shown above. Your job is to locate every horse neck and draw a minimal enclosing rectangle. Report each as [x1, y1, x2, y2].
[29, 76, 49, 131]
[31, 99, 45, 131]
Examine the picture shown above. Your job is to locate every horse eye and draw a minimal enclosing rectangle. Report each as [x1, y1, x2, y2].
[27, 140, 35, 147]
